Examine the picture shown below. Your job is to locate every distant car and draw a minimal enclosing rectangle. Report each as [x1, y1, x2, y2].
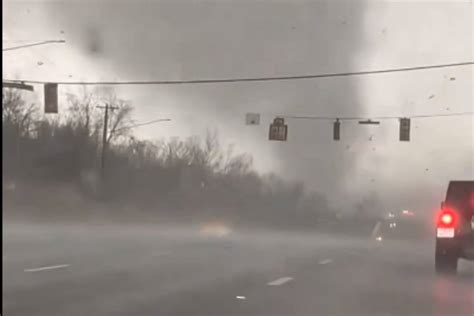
[380, 212, 427, 241]
[435, 181, 474, 274]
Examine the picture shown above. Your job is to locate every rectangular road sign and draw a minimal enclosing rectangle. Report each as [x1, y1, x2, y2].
[246, 113, 260, 125]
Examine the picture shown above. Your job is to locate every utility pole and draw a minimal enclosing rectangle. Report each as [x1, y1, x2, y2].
[101, 103, 109, 180]
[97, 103, 119, 182]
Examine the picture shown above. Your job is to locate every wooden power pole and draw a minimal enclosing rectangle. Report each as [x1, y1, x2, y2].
[101, 104, 109, 179]
[97, 103, 118, 181]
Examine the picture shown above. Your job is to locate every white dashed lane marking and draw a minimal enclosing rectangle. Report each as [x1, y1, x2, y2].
[318, 259, 333, 265]
[267, 277, 294, 286]
[24, 264, 70, 272]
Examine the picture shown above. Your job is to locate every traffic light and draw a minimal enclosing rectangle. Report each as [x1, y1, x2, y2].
[44, 83, 58, 113]
[269, 117, 288, 141]
[333, 119, 340, 141]
[399, 118, 410, 141]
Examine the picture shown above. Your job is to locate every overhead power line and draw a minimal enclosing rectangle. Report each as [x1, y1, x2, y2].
[112, 118, 172, 134]
[283, 111, 474, 121]
[3, 40, 66, 52]
[3, 62, 473, 85]
[3, 39, 62, 43]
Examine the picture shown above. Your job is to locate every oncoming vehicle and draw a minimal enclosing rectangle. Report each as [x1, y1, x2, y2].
[435, 181, 474, 274]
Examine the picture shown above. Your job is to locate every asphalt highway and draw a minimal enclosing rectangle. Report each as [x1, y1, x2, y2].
[3, 223, 473, 316]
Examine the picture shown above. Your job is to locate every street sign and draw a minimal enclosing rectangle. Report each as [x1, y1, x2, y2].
[399, 118, 410, 141]
[44, 83, 58, 113]
[246, 113, 260, 125]
[269, 117, 288, 141]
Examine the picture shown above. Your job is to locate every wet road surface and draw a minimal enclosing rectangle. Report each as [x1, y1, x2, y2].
[3, 223, 473, 316]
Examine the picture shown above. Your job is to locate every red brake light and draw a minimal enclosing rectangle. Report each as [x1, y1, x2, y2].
[437, 209, 457, 228]
[441, 213, 453, 225]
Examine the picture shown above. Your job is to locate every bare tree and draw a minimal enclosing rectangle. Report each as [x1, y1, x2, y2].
[223, 153, 253, 176]
[66, 91, 99, 137]
[203, 129, 224, 171]
[2, 89, 37, 137]
[2, 89, 38, 178]
[66, 92, 133, 144]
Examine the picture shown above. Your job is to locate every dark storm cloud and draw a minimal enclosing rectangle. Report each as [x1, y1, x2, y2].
[45, 0, 368, 199]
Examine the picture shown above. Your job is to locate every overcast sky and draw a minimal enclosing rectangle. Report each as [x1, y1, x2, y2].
[3, 0, 473, 213]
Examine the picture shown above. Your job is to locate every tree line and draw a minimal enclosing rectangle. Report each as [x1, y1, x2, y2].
[3, 88, 338, 228]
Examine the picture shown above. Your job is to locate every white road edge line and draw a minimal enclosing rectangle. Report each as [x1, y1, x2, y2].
[267, 277, 294, 286]
[24, 264, 70, 272]
[318, 259, 333, 265]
